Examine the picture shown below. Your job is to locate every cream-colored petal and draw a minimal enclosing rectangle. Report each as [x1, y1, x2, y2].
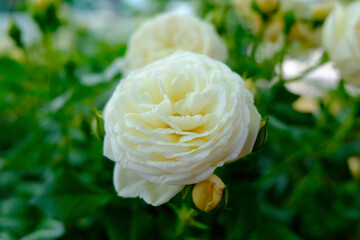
[113, 163, 184, 206]
[237, 100, 261, 159]
[103, 134, 115, 160]
[168, 115, 208, 131]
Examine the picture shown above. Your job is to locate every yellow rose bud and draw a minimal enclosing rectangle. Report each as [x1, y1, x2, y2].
[288, 22, 322, 47]
[33, 0, 53, 11]
[192, 174, 226, 212]
[251, 13, 263, 34]
[255, 0, 279, 14]
[232, 0, 263, 34]
[348, 156, 360, 180]
[264, 17, 284, 42]
[292, 97, 320, 113]
[312, 2, 335, 21]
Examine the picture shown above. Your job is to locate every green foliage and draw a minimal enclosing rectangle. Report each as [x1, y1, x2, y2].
[1, 0, 360, 240]
[252, 116, 269, 152]
[33, 170, 111, 221]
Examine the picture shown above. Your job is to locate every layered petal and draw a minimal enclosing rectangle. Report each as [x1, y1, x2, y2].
[113, 163, 184, 206]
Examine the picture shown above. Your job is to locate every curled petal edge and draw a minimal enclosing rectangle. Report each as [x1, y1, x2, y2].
[113, 163, 184, 206]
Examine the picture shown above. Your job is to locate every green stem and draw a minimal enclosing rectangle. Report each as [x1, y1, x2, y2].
[324, 106, 356, 152]
[278, 40, 290, 83]
[254, 105, 356, 187]
[284, 61, 327, 83]
[251, 24, 266, 61]
[130, 202, 139, 240]
[253, 145, 312, 187]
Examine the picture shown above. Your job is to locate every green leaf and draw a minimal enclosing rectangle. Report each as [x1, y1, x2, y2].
[8, 20, 24, 48]
[0, 57, 26, 82]
[33, 170, 111, 221]
[283, 11, 296, 35]
[0, 198, 42, 237]
[20, 218, 64, 240]
[252, 116, 270, 152]
[256, 220, 303, 240]
[0, 232, 17, 240]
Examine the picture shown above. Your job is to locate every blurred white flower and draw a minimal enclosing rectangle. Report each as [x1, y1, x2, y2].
[124, 12, 228, 73]
[283, 49, 341, 98]
[166, 1, 195, 15]
[104, 51, 260, 206]
[322, 2, 360, 85]
[0, 13, 41, 48]
[281, 0, 336, 20]
[72, 10, 140, 45]
[53, 26, 77, 52]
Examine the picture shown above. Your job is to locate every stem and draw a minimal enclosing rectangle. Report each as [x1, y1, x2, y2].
[41, 32, 56, 96]
[130, 202, 139, 240]
[284, 61, 327, 83]
[278, 40, 290, 83]
[324, 106, 356, 152]
[253, 145, 312, 187]
[254, 104, 356, 187]
[251, 24, 266, 61]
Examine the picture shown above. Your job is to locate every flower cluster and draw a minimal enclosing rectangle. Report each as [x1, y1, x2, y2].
[103, 0, 360, 209]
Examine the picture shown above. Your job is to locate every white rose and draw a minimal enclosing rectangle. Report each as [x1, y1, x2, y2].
[322, 2, 360, 85]
[103, 51, 261, 206]
[124, 12, 228, 73]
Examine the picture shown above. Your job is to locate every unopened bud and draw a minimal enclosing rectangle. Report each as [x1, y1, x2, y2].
[233, 0, 263, 34]
[192, 174, 226, 212]
[31, 0, 61, 33]
[288, 22, 322, 47]
[33, 0, 53, 10]
[292, 97, 319, 113]
[312, 2, 335, 21]
[254, 0, 279, 15]
[264, 17, 283, 42]
[348, 156, 360, 180]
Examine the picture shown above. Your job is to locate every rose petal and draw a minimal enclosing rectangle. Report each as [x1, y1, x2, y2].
[237, 94, 261, 159]
[113, 163, 184, 206]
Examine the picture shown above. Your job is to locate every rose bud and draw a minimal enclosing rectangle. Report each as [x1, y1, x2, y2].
[254, 0, 279, 15]
[233, 0, 263, 34]
[348, 156, 360, 181]
[192, 174, 226, 212]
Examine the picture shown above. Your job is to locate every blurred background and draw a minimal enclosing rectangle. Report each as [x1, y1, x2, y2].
[1, 0, 360, 239]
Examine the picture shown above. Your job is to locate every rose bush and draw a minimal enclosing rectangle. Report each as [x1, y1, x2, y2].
[322, 2, 360, 85]
[103, 51, 261, 206]
[124, 12, 228, 73]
